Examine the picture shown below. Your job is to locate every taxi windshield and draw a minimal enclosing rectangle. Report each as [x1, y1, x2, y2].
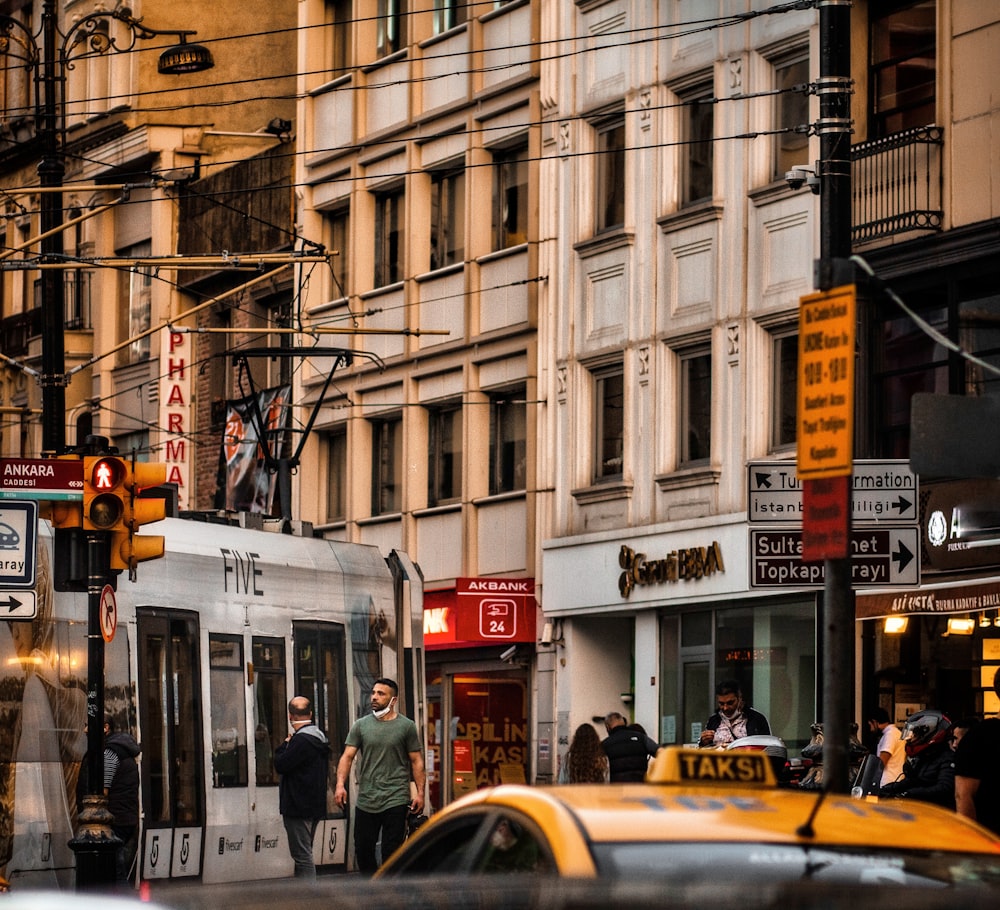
[591, 843, 1000, 889]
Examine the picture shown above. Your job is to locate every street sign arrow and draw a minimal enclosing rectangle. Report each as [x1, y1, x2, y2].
[0, 589, 36, 619]
[892, 538, 915, 573]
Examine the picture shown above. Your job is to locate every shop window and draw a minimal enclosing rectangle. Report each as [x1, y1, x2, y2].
[870, 0, 936, 138]
[209, 634, 248, 788]
[252, 637, 286, 786]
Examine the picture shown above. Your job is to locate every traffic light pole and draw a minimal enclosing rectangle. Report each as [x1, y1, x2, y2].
[68, 445, 119, 888]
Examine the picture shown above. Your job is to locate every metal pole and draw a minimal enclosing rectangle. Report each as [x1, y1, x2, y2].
[817, 0, 854, 794]
[38, 0, 66, 455]
[68, 530, 120, 889]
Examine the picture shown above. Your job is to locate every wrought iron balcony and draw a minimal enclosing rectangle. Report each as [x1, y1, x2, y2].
[0, 308, 41, 358]
[851, 125, 943, 244]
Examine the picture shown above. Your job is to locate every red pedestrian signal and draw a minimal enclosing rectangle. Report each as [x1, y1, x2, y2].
[83, 456, 127, 531]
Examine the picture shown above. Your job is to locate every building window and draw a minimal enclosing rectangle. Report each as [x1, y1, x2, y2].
[595, 116, 625, 232]
[374, 187, 404, 288]
[430, 167, 465, 271]
[327, 429, 347, 521]
[593, 365, 624, 481]
[372, 415, 403, 514]
[773, 51, 809, 182]
[680, 348, 712, 465]
[120, 241, 152, 362]
[772, 331, 798, 451]
[870, 0, 936, 138]
[434, 0, 467, 33]
[428, 403, 462, 506]
[330, 0, 353, 75]
[873, 269, 1000, 458]
[251, 637, 286, 786]
[680, 82, 714, 206]
[489, 389, 526, 495]
[377, 0, 407, 57]
[492, 142, 528, 251]
[209, 635, 248, 788]
[324, 207, 350, 299]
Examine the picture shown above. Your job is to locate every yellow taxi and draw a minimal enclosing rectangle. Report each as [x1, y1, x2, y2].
[376, 747, 1000, 888]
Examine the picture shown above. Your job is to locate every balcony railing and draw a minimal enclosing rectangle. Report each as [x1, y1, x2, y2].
[851, 125, 943, 244]
[31, 269, 93, 331]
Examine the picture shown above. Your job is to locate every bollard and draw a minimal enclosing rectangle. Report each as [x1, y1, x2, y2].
[68, 793, 122, 890]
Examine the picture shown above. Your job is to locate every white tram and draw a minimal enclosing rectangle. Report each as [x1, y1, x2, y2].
[0, 517, 424, 888]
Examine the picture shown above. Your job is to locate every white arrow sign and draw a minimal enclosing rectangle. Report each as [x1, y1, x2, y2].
[0, 589, 37, 620]
[748, 460, 918, 524]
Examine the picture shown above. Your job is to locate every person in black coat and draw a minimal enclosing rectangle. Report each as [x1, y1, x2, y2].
[699, 679, 770, 748]
[274, 696, 330, 879]
[602, 712, 658, 782]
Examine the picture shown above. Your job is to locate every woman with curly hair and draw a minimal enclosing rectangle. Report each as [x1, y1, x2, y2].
[559, 723, 609, 783]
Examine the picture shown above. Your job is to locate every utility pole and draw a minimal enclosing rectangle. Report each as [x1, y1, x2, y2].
[816, 0, 854, 794]
[38, 0, 66, 455]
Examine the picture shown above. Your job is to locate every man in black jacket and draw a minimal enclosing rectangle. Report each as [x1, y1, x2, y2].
[103, 717, 141, 885]
[879, 710, 955, 809]
[602, 712, 657, 782]
[699, 680, 770, 747]
[274, 696, 330, 879]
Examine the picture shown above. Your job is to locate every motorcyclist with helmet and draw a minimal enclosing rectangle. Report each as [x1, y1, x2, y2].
[878, 710, 955, 809]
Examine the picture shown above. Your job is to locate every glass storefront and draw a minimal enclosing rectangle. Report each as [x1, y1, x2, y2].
[659, 598, 816, 751]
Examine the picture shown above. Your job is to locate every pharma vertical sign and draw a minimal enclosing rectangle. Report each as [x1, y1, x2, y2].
[797, 285, 855, 479]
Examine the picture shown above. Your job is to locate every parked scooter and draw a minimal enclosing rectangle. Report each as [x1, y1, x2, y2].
[796, 721, 869, 790]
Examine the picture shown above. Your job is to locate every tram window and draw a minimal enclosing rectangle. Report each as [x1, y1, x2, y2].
[209, 634, 248, 788]
[252, 636, 287, 786]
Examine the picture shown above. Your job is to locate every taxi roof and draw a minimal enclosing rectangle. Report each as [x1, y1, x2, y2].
[466, 748, 1000, 856]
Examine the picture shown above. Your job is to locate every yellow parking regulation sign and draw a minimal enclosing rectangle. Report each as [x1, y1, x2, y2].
[797, 285, 856, 478]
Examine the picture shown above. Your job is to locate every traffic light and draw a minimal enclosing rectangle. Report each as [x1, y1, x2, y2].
[83, 455, 127, 531]
[83, 456, 167, 574]
[112, 461, 167, 573]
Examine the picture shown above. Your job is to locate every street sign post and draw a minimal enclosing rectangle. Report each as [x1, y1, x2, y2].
[0, 457, 83, 501]
[749, 527, 920, 588]
[747, 460, 918, 524]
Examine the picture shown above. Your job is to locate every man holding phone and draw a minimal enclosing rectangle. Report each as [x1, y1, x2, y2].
[335, 678, 425, 873]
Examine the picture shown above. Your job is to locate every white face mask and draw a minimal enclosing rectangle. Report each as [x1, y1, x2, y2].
[373, 697, 395, 719]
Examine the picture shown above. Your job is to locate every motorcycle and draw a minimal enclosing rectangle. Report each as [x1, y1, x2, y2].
[796, 722, 869, 790]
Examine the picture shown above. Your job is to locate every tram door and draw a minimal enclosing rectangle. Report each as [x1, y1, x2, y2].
[293, 622, 349, 866]
[137, 609, 204, 880]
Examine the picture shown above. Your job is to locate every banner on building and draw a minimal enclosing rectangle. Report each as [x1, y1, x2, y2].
[219, 385, 290, 514]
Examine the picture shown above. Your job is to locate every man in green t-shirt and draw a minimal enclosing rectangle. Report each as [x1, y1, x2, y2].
[335, 677, 425, 873]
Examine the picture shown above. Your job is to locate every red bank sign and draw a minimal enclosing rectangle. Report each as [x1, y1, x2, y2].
[424, 578, 537, 650]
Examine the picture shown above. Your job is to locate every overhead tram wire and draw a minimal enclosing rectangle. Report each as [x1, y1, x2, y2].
[27, 0, 819, 119]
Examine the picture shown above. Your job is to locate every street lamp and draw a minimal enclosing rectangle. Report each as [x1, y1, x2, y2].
[0, 0, 214, 456]
[0, 1, 213, 889]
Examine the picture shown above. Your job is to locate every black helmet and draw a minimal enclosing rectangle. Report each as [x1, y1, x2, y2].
[901, 710, 952, 757]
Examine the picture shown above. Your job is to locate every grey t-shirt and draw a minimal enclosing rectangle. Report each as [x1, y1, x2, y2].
[346, 713, 422, 813]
